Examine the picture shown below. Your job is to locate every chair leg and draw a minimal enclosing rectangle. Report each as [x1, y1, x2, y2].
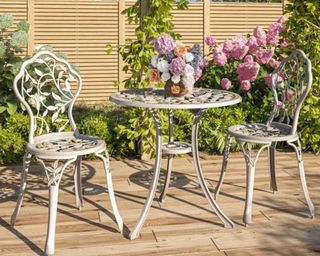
[74, 156, 83, 210]
[268, 142, 278, 193]
[11, 152, 32, 227]
[38, 157, 77, 255]
[95, 150, 123, 233]
[215, 134, 232, 200]
[287, 139, 315, 218]
[240, 143, 270, 226]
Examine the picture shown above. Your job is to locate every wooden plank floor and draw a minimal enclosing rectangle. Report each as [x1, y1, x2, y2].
[0, 151, 319, 255]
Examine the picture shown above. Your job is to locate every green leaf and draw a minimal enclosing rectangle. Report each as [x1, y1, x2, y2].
[6, 102, 17, 115]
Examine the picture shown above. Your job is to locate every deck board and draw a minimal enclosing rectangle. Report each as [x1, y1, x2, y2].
[0, 151, 319, 255]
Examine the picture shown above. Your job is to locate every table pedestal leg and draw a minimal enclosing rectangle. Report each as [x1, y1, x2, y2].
[129, 108, 162, 240]
[191, 109, 235, 228]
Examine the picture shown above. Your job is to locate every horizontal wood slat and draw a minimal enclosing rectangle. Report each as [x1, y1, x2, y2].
[1, 0, 284, 104]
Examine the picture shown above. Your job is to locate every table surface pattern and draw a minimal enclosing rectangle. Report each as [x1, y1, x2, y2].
[110, 88, 241, 109]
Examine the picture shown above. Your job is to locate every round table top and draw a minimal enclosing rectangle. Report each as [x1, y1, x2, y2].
[110, 88, 241, 110]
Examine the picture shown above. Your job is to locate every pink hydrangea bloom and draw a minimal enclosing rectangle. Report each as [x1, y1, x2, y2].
[281, 38, 289, 48]
[270, 58, 281, 69]
[264, 73, 283, 87]
[223, 40, 233, 54]
[268, 22, 283, 34]
[204, 36, 216, 46]
[213, 48, 228, 67]
[221, 78, 232, 90]
[278, 15, 287, 24]
[255, 48, 274, 65]
[244, 55, 254, 63]
[284, 89, 294, 100]
[267, 31, 280, 45]
[247, 36, 259, 54]
[241, 80, 251, 92]
[232, 35, 248, 45]
[237, 61, 260, 82]
[154, 34, 176, 54]
[230, 44, 249, 60]
[200, 58, 208, 69]
[169, 57, 186, 75]
[253, 26, 267, 46]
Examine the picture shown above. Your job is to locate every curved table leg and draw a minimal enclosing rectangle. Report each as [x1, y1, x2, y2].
[160, 109, 173, 202]
[129, 108, 162, 240]
[191, 109, 235, 228]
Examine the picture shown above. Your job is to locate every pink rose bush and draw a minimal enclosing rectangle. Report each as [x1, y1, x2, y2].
[150, 34, 204, 93]
[201, 16, 289, 99]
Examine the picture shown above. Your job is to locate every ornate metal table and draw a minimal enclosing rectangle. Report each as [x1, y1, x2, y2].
[110, 88, 241, 240]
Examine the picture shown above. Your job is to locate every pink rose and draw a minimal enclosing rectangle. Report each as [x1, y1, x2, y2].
[221, 78, 232, 90]
[213, 48, 228, 66]
[253, 26, 267, 46]
[241, 80, 251, 92]
[247, 36, 259, 54]
[204, 36, 216, 47]
[237, 61, 260, 82]
[230, 44, 249, 60]
[255, 48, 274, 65]
[244, 55, 254, 63]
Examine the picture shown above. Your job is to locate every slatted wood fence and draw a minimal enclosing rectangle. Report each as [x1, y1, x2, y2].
[0, 0, 284, 103]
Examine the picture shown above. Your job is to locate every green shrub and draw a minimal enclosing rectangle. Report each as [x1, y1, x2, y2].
[0, 125, 25, 165]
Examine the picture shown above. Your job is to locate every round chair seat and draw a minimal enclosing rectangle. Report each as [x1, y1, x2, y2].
[27, 132, 106, 159]
[228, 122, 298, 143]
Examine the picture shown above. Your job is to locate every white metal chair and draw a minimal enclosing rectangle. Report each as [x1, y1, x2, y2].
[214, 49, 315, 225]
[10, 51, 123, 255]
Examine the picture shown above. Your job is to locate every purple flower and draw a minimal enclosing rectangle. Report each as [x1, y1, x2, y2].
[241, 80, 251, 92]
[267, 31, 280, 45]
[253, 26, 267, 46]
[255, 48, 274, 65]
[204, 36, 216, 46]
[230, 44, 249, 60]
[169, 57, 186, 75]
[237, 60, 260, 82]
[221, 78, 232, 90]
[223, 40, 233, 54]
[154, 34, 176, 54]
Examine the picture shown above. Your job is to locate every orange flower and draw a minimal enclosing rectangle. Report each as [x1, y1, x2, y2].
[149, 69, 160, 82]
[185, 46, 192, 52]
[174, 45, 187, 57]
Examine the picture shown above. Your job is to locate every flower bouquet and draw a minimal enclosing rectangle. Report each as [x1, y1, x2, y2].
[149, 34, 204, 97]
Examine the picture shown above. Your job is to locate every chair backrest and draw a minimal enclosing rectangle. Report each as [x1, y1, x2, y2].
[267, 49, 312, 135]
[13, 51, 82, 144]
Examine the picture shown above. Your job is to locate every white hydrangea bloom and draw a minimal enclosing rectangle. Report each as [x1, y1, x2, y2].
[161, 72, 171, 81]
[151, 56, 158, 68]
[184, 64, 194, 75]
[171, 75, 181, 84]
[182, 74, 195, 91]
[184, 52, 194, 62]
[175, 40, 183, 46]
[157, 58, 169, 73]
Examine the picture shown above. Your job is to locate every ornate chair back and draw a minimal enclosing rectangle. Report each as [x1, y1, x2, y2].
[13, 51, 82, 144]
[267, 49, 312, 135]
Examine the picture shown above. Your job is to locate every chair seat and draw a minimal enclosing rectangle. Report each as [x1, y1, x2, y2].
[228, 122, 298, 143]
[27, 132, 106, 159]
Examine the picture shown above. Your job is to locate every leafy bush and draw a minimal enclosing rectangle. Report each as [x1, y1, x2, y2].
[284, 0, 320, 153]
[0, 13, 29, 118]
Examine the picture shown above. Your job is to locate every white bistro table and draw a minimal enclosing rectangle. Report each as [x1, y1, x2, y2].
[110, 88, 241, 240]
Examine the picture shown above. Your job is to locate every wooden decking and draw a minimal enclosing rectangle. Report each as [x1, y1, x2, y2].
[0, 151, 319, 255]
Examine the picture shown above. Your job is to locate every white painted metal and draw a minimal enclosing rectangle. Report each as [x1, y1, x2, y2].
[11, 51, 123, 254]
[215, 50, 315, 225]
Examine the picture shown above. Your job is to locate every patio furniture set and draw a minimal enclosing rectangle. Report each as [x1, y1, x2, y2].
[10, 49, 315, 255]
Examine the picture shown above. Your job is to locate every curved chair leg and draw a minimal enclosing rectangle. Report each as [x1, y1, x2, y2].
[287, 139, 315, 218]
[38, 157, 77, 255]
[240, 142, 270, 225]
[74, 156, 83, 210]
[95, 150, 123, 233]
[11, 152, 32, 227]
[160, 109, 173, 203]
[214, 134, 232, 200]
[192, 109, 234, 228]
[129, 108, 162, 240]
[268, 142, 278, 193]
